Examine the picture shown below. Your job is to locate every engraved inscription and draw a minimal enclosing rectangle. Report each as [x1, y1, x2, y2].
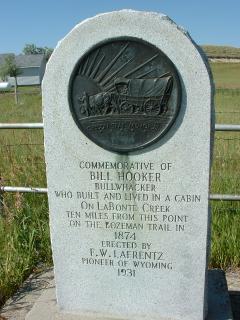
[53, 160, 203, 278]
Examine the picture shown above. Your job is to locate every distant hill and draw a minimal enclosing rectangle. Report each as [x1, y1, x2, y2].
[201, 45, 240, 59]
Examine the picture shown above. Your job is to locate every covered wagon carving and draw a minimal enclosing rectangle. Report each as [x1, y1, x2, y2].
[78, 75, 173, 117]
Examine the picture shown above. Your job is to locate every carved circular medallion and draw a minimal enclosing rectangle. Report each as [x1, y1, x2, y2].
[69, 37, 181, 153]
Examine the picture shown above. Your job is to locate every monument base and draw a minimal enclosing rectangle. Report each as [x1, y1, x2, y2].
[25, 270, 232, 320]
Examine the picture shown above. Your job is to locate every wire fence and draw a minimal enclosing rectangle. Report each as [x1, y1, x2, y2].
[215, 88, 240, 95]
[0, 122, 239, 203]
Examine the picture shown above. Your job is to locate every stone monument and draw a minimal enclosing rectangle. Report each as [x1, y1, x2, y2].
[28, 10, 232, 320]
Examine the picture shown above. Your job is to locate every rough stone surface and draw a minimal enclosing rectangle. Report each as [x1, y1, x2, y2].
[24, 270, 233, 320]
[0, 268, 53, 320]
[1, 269, 238, 320]
[43, 10, 213, 320]
[226, 269, 240, 291]
[0, 268, 238, 320]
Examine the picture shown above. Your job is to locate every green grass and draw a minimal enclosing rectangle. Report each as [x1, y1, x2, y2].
[0, 194, 51, 303]
[210, 129, 240, 269]
[211, 62, 240, 90]
[0, 62, 240, 305]
[0, 92, 49, 305]
[209, 62, 240, 269]
[202, 45, 240, 59]
[0, 90, 42, 123]
[211, 201, 240, 269]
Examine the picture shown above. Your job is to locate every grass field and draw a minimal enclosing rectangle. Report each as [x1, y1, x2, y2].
[0, 62, 239, 305]
[0, 90, 49, 305]
[202, 45, 240, 59]
[209, 62, 240, 268]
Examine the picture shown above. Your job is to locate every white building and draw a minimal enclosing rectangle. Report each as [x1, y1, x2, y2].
[0, 53, 47, 86]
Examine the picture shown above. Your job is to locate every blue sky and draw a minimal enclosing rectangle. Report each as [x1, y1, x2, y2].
[1, 0, 239, 54]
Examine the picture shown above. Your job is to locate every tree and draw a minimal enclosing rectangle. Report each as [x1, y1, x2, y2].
[23, 43, 39, 55]
[0, 55, 22, 104]
[23, 43, 53, 60]
[43, 47, 54, 60]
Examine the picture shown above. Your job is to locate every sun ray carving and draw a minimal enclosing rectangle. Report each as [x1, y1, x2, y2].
[96, 42, 130, 83]
[100, 57, 134, 87]
[90, 54, 105, 79]
[159, 72, 171, 78]
[78, 41, 162, 94]
[123, 53, 159, 77]
[133, 68, 155, 79]
[80, 55, 90, 75]
[104, 53, 159, 91]
[85, 49, 101, 77]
